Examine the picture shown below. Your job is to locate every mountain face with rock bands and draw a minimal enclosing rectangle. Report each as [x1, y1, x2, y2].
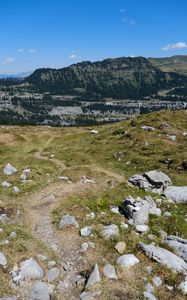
[26, 56, 187, 99]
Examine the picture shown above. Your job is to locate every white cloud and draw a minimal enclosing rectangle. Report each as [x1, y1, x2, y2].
[120, 8, 126, 13]
[161, 42, 187, 51]
[69, 53, 78, 59]
[28, 49, 36, 53]
[18, 48, 24, 53]
[1, 57, 15, 65]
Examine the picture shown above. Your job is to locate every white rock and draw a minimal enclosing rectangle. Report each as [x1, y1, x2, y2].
[86, 264, 101, 287]
[183, 132, 187, 136]
[86, 212, 95, 219]
[146, 266, 153, 274]
[101, 224, 119, 240]
[1, 181, 11, 188]
[23, 168, 31, 174]
[59, 214, 79, 229]
[48, 260, 56, 267]
[91, 130, 98, 134]
[37, 255, 47, 262]
[110, 207, 119, 214]
[80, 291, 102, 300]
[46, 267, 60, 282]
[143, 291, 157, 300]
[115, 242, 126, 254]
[9, 231, 16, 239]
[19, 258, 43, 280]
[13, 186, 20, 193]
[0, 252, 7, 267]
[28, 281, 50, 300]
[20, 173, 27, 182]
[81, 176, 95, 184]
[178, 278, 187, 295]
[167, 135, 177, 142]
[117, 254, 139, 268]
[58, 176, 69, 181]
[136, 225, 149, 233]
[120, 222, 128, 229]
[163, 211, 171, 217]
[80, 242, 95, 252]
[3, 164, 17, 176]
[103, 264, 117, 279]
[152, 276, 162, 288]
[80, 226, 92, 237]
[145, 283, 155, 293]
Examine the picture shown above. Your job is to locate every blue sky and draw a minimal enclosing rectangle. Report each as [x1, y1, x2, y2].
[0, 0, 186, 73]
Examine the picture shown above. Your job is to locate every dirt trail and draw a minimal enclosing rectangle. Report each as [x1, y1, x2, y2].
[24, 136, 126, 298]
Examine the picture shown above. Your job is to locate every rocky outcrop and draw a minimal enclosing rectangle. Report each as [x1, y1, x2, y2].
[139, 242, 187, 273]
[164, 235, 187, 262]
[163, 186, 187, 203]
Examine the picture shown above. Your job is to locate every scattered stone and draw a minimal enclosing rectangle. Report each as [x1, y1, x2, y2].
[141, 126, 155, 132]
[183, 132, 187, 136]
[0, 252, 7, 267]
[1, 181, 11, 188]
[0, 297, 17, 300]
[164, 235, 187, 262]
[48, 260, 56, 267]
[13, 186, 20, 193]
[80, 291, 102, 300]
[178, 276, 187, 295]
[147, 234, 156, 241]
[20, 173, 27, 182]
[37, 255, 47, 262]
[3, 164, 17, 176]
[166, 285, 174, 291]
[115, 242, 126, 254]
[152, 276, 162, 288]
[91, 130, 98, 134]
[18, 258, 43, 280]
[86, 212, 95, 219]
[117, 254, 139, 268]
[58, 176, 69, 181]
[139, 242, 187, 273]
[0, 228, 3, 234]
[163, 211, 171, 217]
[28, 281, 50, 300]
[158, 230, 167, 239]
[101, 224, 119, 240]
[23, 168, 31, 174]
[59, 214, 79, 229]
[167, 135, 177, 142]
[86, 264, 101, 287]
[120, 222, 128, 229]
[103, 264, 117, 279]
[46, 267, 60, 282]
[127, 219, 134, 225]
[80, 226, 92, 237]
[110, 206, 119, 214]
[128, 170, 172, 193]
[80, 242, 95, 252]
[9, 231, 16, 239]
[145, 283, 155, 293]
[0, 240, 9, 246]
[143, 291, 157, 300]
[163, 186, 187, 203]
[81, 176, 96, 184]
[146, 266, 153, 274]
[136, 225, 149, 233]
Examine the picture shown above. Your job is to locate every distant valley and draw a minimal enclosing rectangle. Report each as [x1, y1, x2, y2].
[0, 55, 187, 126]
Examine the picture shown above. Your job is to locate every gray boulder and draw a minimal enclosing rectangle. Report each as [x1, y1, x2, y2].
[46, 267, 60, 282]
[19, 258, 43, 280]
[163, 186, 187, 203]
[0, 252, 7, 267]
[101, 224, 119, 240]
[28, 281, 50, 300]
[3, 164, 17, 176]
[164, 235, 187, 262]
[80, 291, 102, 300]
[103, 264, 117, 279]
[86, 264, 101, 287]
[139, 242, 187, 273]
[129, 170, 172, 192]
[117, 254, 139, 268]
[59, 214, 79, 229]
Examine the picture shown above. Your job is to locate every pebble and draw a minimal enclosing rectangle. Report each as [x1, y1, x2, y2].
[117, 254, 139, 268]
[103, 264, 117, 279]
[46, 267, 60, 282]
[80, 226, 92, 237]
[115, 242, 126, 254]
[86, 264, 101, 287]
